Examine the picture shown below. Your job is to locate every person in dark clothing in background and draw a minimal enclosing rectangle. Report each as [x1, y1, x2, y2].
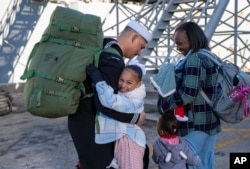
[68, 20, 152, 169]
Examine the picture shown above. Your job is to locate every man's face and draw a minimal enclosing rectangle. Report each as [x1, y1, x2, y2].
[174, 30, 190, 56]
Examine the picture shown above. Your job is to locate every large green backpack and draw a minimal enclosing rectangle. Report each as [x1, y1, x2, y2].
[20, 6, 118, 118]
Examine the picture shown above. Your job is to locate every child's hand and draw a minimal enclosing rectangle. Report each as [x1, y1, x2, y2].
[86, 64, 103, 84]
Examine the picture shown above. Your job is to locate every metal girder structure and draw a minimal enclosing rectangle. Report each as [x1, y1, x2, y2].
[209, 0, 250, 71]
[101, 0, 250, 71]
[0, 0, 249, 83]
[139, 0, 227, 69]
[101, 0, 161, 37]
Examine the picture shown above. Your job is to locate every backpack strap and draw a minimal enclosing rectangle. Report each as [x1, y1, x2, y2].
[198, 50, 223, 67]
[200, 90, 213, 107]
[74, 42, 120, 99]
[94, 43, 120, 67]
[197, 50, 220, 107]
[41, 35, 100, 52]
[51, 21, 97, 34]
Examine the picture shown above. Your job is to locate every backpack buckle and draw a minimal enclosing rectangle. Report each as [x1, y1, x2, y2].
[71, 26, 80, 32]
[77, 83, 84, 90]
[46, 90, 55, 96]
[73, 41, 82, 47]
[56, 77, 65, 83]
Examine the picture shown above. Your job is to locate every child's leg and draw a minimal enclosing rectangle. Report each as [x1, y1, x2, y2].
[115, 135, 144, 169]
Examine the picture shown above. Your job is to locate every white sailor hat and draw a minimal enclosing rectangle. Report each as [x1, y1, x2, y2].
[127, 20, 152, 42]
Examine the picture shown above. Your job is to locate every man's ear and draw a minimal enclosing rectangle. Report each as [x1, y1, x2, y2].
[131, 33, 138, 43]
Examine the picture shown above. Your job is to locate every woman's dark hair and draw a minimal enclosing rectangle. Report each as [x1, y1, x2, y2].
[125, 64, 143, 81]
[158, 110, 178, 135]
[174, 21, 210, 53]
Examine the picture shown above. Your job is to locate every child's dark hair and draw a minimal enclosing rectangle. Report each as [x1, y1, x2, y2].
[125, 65, 143, 81]
[158, 110, 178, 135]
